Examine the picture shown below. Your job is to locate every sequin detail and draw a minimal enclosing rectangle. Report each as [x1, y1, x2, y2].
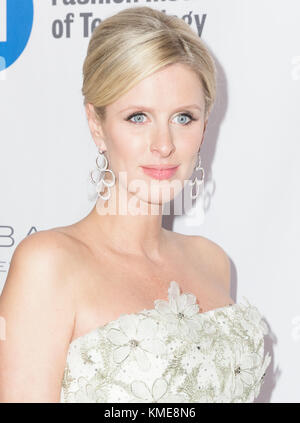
[60, 280, 271, 403]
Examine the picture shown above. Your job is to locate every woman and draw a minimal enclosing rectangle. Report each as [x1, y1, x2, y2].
[0, 6, 271, 403]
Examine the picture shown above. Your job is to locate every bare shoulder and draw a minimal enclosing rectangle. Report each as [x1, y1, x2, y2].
[0, 229, 79, 401]
[0, 228, 79, 328]
[17, 227, 83, 253]
[19, 226, 86, 261]
[179, 233, 231, 294]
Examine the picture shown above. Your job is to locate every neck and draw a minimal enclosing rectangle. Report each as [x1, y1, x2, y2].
[81, 181, 170, 262]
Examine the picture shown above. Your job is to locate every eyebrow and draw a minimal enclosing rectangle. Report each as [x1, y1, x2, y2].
[120, 104, 202, 113]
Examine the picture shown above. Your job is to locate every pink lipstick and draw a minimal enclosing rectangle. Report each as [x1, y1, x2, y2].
[141, 165, 179, 180]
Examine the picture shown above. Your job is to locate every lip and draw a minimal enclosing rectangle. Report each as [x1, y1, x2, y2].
[141, 165, 179, 170]
[141, 165, 179, 180]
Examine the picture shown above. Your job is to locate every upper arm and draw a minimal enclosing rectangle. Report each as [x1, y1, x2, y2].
[0, 231, 76, 402]
[194, 235, 232, 295]
[214, 245, 231, 294]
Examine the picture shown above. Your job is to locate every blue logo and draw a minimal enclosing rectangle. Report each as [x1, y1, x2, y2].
[0, 0, 34, 71]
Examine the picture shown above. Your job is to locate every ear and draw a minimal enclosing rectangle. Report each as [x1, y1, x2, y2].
[199, 119, 208, 148]
[203, 118, 208, 133]
[85, 103, 107, 151]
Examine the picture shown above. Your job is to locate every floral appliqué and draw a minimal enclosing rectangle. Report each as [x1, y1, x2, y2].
[154, 280, 201, 336]
[106, 314, 165, 370]
[60, 280, 271, 403]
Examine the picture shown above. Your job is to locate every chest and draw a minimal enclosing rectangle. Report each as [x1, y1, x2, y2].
[71, 243, 231, 342]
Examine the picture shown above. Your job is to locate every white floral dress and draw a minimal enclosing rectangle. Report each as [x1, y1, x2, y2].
[60, 281, 271, 403]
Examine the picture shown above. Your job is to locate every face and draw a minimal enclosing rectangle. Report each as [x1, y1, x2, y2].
[85, 63, 207, 206]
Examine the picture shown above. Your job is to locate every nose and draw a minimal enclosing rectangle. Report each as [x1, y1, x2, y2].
[149, 123, 176, 157]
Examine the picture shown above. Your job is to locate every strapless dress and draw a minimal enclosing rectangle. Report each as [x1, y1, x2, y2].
[60, 280, 271, 403]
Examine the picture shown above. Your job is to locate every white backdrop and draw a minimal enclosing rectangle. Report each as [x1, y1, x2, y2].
[0, 0, 299, 403]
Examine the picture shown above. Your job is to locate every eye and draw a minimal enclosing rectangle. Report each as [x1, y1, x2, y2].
[126, 112, 147, 124]
[173, 113, 196, 125]
[125, 111, 197, 125]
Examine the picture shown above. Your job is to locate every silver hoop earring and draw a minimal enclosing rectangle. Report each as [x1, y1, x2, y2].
[89, 148, 116, 201]
[189, 151, 205, 200]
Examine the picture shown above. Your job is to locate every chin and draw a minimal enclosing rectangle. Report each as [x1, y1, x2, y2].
[136, 187, 181, 207]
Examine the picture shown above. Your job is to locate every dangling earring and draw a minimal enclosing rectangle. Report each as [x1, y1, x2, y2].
[89, 148, 116, 201]
[189, 151, 205, 200]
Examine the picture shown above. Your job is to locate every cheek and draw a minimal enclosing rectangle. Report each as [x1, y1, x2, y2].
[108, 134, 146, 180]
[176, 132, 202, 174]
[177, 133, 201, 158]
[108, 126, 142, 160]
[117, 139, 144, 165]
[175, 122, 204, 147]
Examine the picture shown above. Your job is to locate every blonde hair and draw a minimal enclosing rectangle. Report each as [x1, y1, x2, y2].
[82, 6, 217, 122]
